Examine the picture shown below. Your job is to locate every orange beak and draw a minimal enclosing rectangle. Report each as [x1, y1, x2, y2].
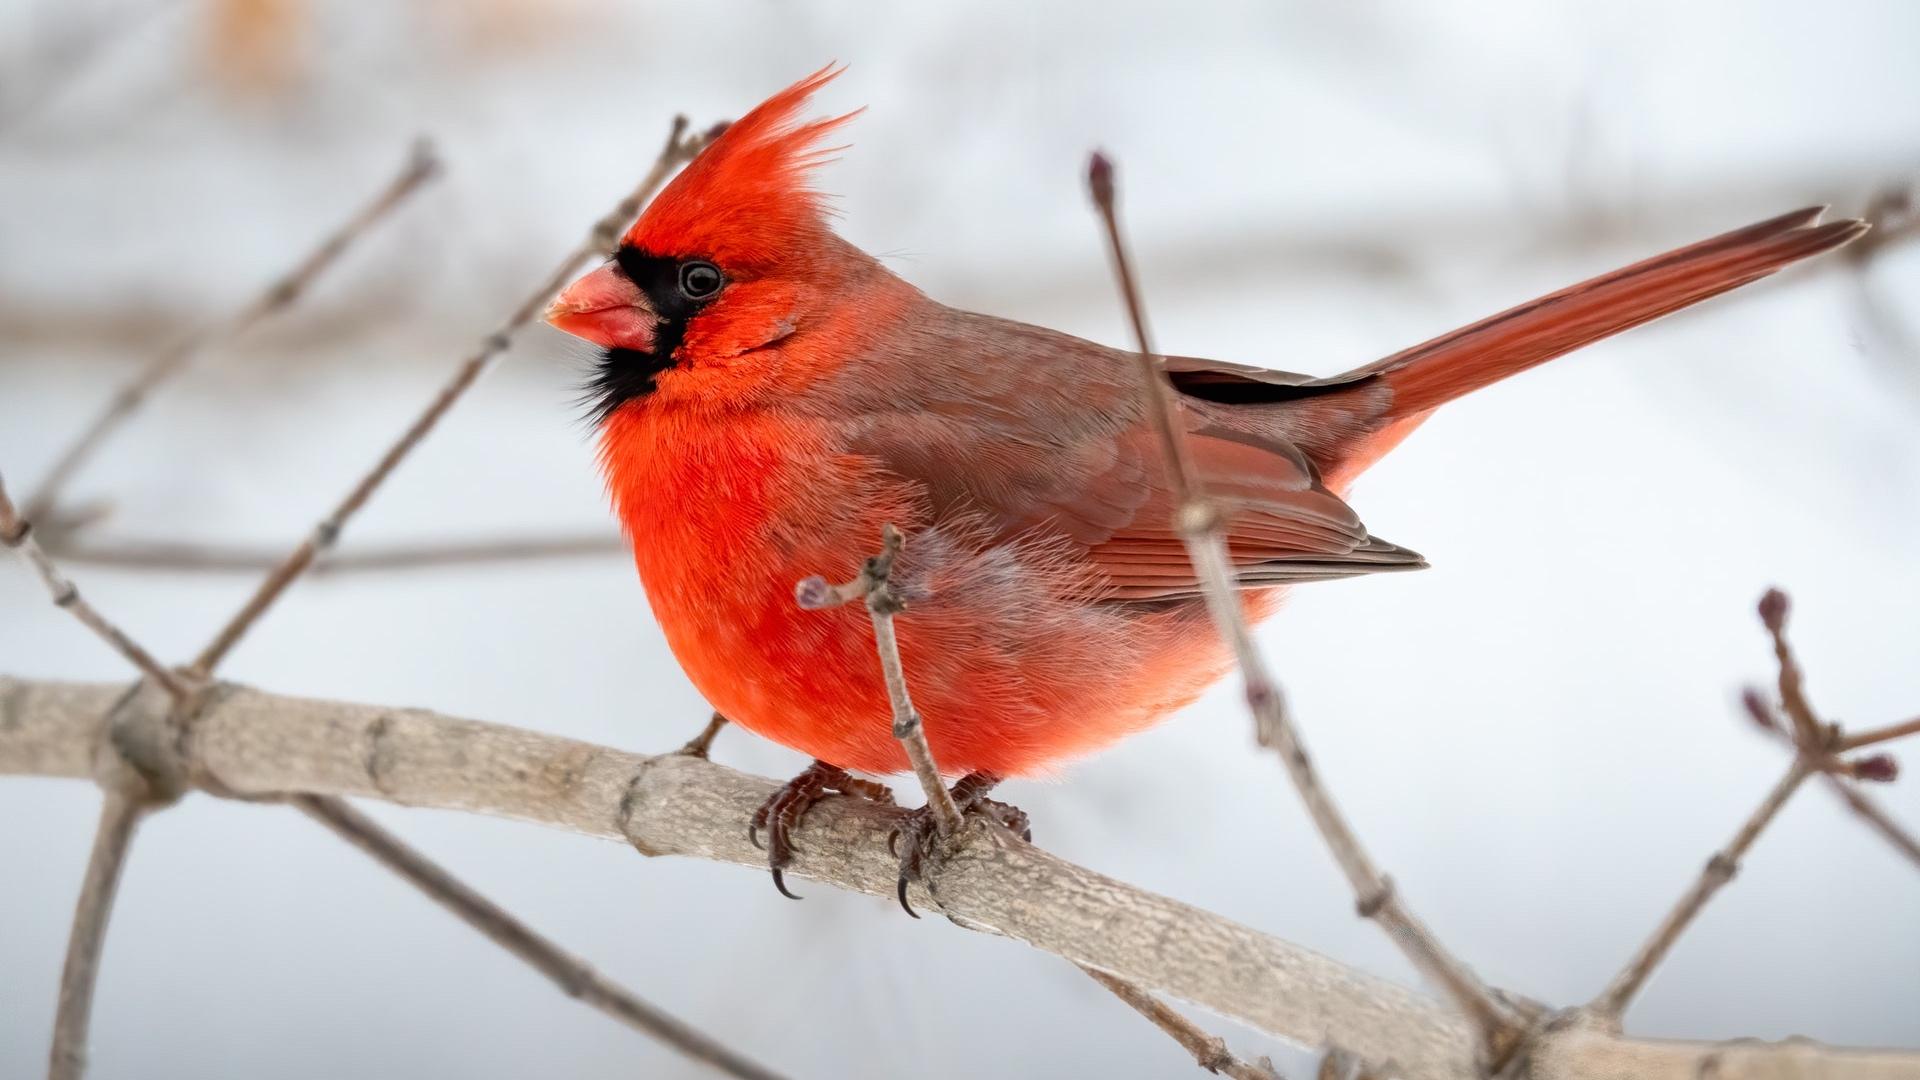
[544, 263, 659, 352]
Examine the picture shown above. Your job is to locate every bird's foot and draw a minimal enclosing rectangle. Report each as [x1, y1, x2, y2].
[676, 712, 729, 759]
[749, 759, 894, 899]
[888, 771, 1031, 918]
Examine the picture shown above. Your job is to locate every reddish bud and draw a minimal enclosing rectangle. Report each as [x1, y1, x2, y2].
[1757, 588, 1790, 633]
[1740, 687, 1780, 732]
[1087, 151, 1116, 209]
[1851, 754, 1900, 783]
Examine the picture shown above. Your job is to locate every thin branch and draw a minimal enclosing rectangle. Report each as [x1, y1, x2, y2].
[1836, 715, 1920, 753]
[677, 713, 729, 759]
[11, 673, 1920, 1080]
[49, 785, 150, 1080]
[1587, 758, 1813, 1019]
[0, 471, 186, 699]
[1080, 964, 1284, 1080]
[20, 140, 442, 526]
[795, 523, 961, 835]
[293, 794, 786, 1080]
[799, 528, 1270, 1074]
[186, 117, 719, 677]
[1085, 151, 1520, 1060]
[1819, 772, 1920, 870]
[1591, 586, 1918, 1018]
[49, 533, 624, 576]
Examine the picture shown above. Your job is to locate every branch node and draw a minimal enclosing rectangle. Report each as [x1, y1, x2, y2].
[1355, 877, 1395, 920]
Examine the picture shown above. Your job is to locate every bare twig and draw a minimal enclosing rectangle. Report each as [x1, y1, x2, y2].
[20, 140, 442, 526]
[0, 472, 186, 699]
[1085, 151, 1520, 1061]
[13, 674, 1920, 1080]
[1588, 758, 1813, 1019]
[187, 117, 719, 677]
[1819, 772, 1920, 870]
[1081, 964, 1284, 1080]
[294, 794, 786, 1080]
[48, 785, 151, 1080]
[795, 523, 962, 836]
[677, 713, 729, 759]
[1837, 715, 1920, 753]
[798, 527, 1269, 1071]
[49, 533, 624, 575]
[1592, 586, 1920, 1018]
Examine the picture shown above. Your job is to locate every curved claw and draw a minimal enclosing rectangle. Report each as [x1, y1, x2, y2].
[771, 867, 801, 901]
[896, 874, 919, 918]
[747, 823, 763, 850]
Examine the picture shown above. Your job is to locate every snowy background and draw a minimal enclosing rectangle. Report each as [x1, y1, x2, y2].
[3, 2, 1918, 1077]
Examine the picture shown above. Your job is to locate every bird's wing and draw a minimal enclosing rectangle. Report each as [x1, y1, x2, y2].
[817, 312, 1423, 603]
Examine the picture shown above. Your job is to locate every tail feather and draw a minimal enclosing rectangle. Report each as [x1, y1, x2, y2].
[1355, 207, 1867, 420]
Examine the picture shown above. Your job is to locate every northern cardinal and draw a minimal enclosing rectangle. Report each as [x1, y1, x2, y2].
[546, 66, 1865, 897]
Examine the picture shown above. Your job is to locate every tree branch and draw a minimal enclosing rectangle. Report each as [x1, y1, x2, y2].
[0, 473, 186, 699]
[1587, 759, 1813, 1019]
[48, 784, 150, 1080]
[185, 116, 720, 677]
[801, 526, 1273, 1074]
[1837, 716, 1920, 754]
[1080, 964, 1284, 1080]
[7, 674, 1914, 1080]
[1085, 151, 1521, 1062]
[20, 140, 442, 527]
[293, 794, 787, 1080]
[795, 523, 961, 834]
[46, 533, 625, 576]
[1818, 772, 1920, 870]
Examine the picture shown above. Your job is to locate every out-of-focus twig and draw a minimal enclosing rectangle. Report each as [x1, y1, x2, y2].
[20, 140, 442, 527]
[1085, 150, 1522, 1064]
[1818, 774, 1920, 869]
[0, 471, 185, 699]
[48, 785, 150, 1080]
[1588, 758, 1812, 1019]
[49, 533, 624, 575]
[1081, 964, 1284, 1080]
[295, 794, 788, 1080]
[186, 116, 720, 677]
[1593, 586, 1920, 1019]
[1837, 715, 1920, 753]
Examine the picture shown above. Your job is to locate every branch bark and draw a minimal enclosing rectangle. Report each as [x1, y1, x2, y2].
[6, 674, 1913, 1080]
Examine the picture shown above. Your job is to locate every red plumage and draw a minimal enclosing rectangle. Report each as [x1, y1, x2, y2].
[549, 67, 1866, 780]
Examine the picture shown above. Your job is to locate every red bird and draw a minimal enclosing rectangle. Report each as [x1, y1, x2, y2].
[547, 66, 1864, 897]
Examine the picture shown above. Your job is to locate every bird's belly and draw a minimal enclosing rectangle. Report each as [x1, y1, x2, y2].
[605, 411, 1244, 776]
[637, 521, 1241, 777]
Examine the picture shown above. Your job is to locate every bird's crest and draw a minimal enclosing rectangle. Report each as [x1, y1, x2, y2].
[625, 64, 857, 271]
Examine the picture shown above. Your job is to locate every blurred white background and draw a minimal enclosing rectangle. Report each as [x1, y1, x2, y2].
[3, 1, 1917, 1077]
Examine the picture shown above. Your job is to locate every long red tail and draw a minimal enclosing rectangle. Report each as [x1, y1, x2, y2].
[1313, 207, 1866, 486]
[1364, 207, 1866, 417]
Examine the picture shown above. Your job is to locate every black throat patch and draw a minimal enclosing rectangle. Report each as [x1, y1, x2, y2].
[583, 246, 718, 422]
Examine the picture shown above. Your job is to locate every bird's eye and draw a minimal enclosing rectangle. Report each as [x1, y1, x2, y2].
[678, 260, 723, 301]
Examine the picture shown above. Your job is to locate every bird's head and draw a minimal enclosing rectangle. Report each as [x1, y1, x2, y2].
[547, 65, 890, 421]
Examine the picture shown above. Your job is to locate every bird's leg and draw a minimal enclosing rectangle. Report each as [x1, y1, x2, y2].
[676, 712, 730, 759]
[749, 759, 895, 899]
[889, 771, 1031, 918]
